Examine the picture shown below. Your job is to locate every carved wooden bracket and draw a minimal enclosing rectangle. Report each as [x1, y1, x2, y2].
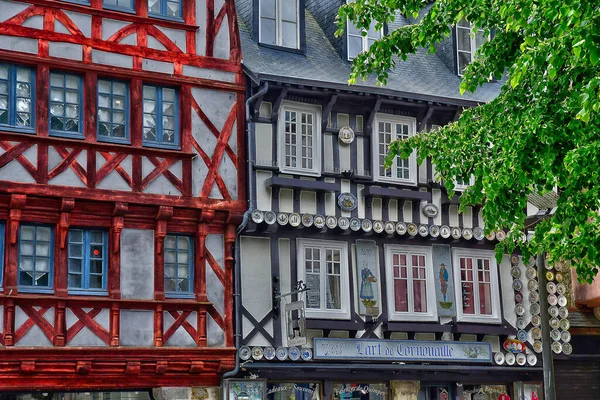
[20, 361, 35, 374]
[8, 194, 26, 245]
[112, 202, 129, 216]
[189, 361, 204, 374]
[199, 209, 214, 222]
[60, 198, 75, 213]
[76, 361, 92, 375]
[156, 361, 168, 375]
[58, 213, 71, 249]
[156, 205, 174, 221]
[126, 362, 141, 375]
[197, 223, 209, 258]
[111, 216, 125, 254]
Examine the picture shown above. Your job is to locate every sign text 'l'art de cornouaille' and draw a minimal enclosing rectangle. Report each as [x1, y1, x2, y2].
[313, 338, 492, 363]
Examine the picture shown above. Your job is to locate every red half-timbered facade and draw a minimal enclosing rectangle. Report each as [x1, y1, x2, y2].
[0, 0, 244, 392]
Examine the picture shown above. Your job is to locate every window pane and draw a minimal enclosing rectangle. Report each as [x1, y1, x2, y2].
[326, 274, 341, 309]
[97, 80, 128, 141]
[456, 27, 471, 51]
[281, 0, 297, 22]
[281, 21, 297, 48]
[260, 17, 276, 45]
[68, 274, 82, 288]
[458, 52, 471, 75]
[348, 35, 362, 59]
[260, 0, 276, 18]
[164, 235, 192, 295]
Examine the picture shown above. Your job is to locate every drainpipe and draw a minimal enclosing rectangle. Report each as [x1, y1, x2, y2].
[220, 82, 269, 396]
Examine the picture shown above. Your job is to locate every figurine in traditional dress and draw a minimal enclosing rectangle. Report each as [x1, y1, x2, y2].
[439, 263, 449, 302]
[360, 266, 376, 301]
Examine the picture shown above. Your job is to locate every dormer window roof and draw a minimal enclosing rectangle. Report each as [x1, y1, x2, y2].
[259, 0, 300, 49]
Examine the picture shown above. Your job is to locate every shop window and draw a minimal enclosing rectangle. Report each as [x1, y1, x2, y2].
[332, 383, 388, 400]
[267, 382, 321, 400]
[0, 63, 35, 132]
[418, 386, 452, 400]
[297, 239, 350, 319]
[49, 71, 84, 138]
[384, 244, 437, 321]
[68, 229, 108, 294]
[97, 79, 129, 144]
[462, 385, 507, 400]
[164, 234, 193, 297]
[373, 114, 417, 185]
[514, 382, 543, 400]
[18, 225, 53, 293]
[453, 249, 501, 323]
[148, 0, 182, 19]
[142, 85, 179, 149]
[278, 102, 322, 176]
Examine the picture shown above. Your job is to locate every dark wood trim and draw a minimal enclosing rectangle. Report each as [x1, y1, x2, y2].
[266, 176, 340, 193]
[364, 186, 432, 202]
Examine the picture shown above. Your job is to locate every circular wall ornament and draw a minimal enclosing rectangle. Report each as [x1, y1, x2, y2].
[422, 203, 439, 218]
[337, 192, 358, 212]
[338, 126, 355, 144]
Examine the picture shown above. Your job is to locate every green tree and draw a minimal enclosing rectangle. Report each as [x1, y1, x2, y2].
[336, 0, 600, 282]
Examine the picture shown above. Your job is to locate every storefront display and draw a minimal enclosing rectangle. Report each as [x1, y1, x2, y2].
[267, 383, 320, 400]
[332, 384, 387, 400]
[513, 382, 543, 400]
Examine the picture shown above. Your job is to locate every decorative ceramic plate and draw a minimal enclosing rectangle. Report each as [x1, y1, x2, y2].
[533, 341, 543, 353]
[545, 261, 554, 270]
[486, 231, 496, 241]
[505, 353, 516, 365]
[277, 213, 289, 226]
[511, 254, 520, 265]
[532, 327, 542, 340]
[289, 213, 301, 227]
[550, 329, 561, 342]
[526, 267, 537, 280]
[517, 317, 527, 330]
[288, 346, 300, 361]
[350, 218, 361, 231]
[530, 303, 541, 315]
[550, 317, 560, 330]
[561, 331, 571, 343]
[529, 291, 540, 303]
[385, 221, 396, 234]
[513, 279, 523, 291]
[408, 223, 418, 236]
[440, 225, 451, 238]
[396, 222, 407, 235]
[239, 346, 251, 360]
[302, 214, 314, 227]
[560, 318, 570, 330]
[517, 330, 528, 342]
[326, 216, 338, 229]
[511, 267, 522, 279]
[555, 272, 564, 283]
[549, 306, 559, 318]
[515, 292, 524, 304]
[314, 215, 326, 229]
[418, 224, 429, 237]
[276, 347, 288, 361]
[546, 271, 555, 281]
[496, 230, 506, 241]
[528, 279, 539, 291]
[494, 352, 505, 365]
[547, 282, 557, 294]
[516, 352, 527, 366]
[251, 210, 264, 224]
[429, 225, 440, 237]
[451, 227, 462, 240]
[531, 315, 542, 327]
[373, 220, 384, 233]
[338, 217, 350, 230]
[337, 192, 358, 211]
[300, 348, 313, 361]
[263, 346, 276, 360]
[557, 283, 567, 295]
[252, 346, 264, 360]
[558, 295, 567, 307]
[264, 211, 277, 225]
[551, 342, 562, 354]
[562, 343, 572, 355]
[383, 221, 396, 235]
[527, 353, 538, 366]
[361, 219, 373, 232]
[559, 307, 569, 319]
[515, 304, 525, 316]
[554, 263, 563, 272]
[548, 294, 558, 306]
[527, 257, 536, 267]
[462, 228, 473, 240]
[473, 227, 484, 241]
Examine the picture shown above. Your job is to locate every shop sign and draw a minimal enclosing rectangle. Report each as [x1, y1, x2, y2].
[356, 240, 380, 316]
[313, 338, 492, 363]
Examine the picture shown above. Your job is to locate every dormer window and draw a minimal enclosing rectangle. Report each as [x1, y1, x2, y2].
[259, 0, 299, 49]
[346, 1, 381, 60]
[456, 19, 488, 75]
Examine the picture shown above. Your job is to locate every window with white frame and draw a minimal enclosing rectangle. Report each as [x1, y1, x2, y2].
[454, 175, 475, 191]
[298, 239, 349, 319]
[453, 249, 501, 323]
[373, 114, 417, 184]
[259, 0, 299, 49]
[278, 102, 321, 176]
[385, 245, 437, 321]
[456, 19, 489, 75]
[347, 17, 381, 60]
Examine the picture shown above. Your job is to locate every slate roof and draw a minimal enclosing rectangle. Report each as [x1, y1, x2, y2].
[235, 0, 502, 106]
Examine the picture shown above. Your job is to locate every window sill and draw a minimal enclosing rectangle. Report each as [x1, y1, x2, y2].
[457, 315, 502, 324]
[97, 136, 131, 145]
[148, 12, 184, 23]
[165, 293, 195, 299]
[278, 168, 322, 178]
[68, 290, 108, 296]
[388, 313, 438, 323]
[18, 287, 54, 294]
[50, 131, 85, 140]
[143, 141, 181, 151]
[305, 310, 351, 320]
[257, 42, 304, 55]
[373, 176, 418, 187]
[103, 4, 136, 14]
[0, 125, 36, 135]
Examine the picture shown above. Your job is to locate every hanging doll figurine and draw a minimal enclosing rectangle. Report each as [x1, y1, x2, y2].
[497, 391, 510, 400]
[360, 266, 376, 304]
[531, 391, 539, 400]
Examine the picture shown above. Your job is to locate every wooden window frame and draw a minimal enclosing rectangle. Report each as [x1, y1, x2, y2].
[67, 228, 109, 296]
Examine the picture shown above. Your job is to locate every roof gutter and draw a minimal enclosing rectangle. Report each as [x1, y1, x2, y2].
[220, 82, 269, 395]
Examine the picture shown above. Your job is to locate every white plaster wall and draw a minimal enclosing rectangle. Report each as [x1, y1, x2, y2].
[49, 42, 83, 61]
[120, 229, 155, 300]
[182, 65, 236, 83]
[0, 1, 29, 22]
[500, 254, 517, 328]
[206, 314, 225, 347]
[255, 123, 273, 167]
[164, 311, 197, 347]
[15, 307, 54, 346]
[120, 310, 154, 346]
[255, 170, 272, 210]
[240, 237, 272, 338]
[0, 35, 37, 53]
